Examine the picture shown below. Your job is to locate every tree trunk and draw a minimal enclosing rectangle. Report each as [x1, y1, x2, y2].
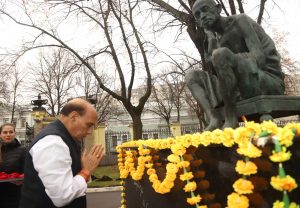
[131, 113, 143, 140]
[10, 87, 17, 124]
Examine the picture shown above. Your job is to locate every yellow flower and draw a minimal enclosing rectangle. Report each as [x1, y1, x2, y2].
[181, 134, 193, 147]
[167, 154, 181, 163]
[260, 120, 278, 135]
[272, 201, 300, 208]
[191, 133, 201, 147]
[145, 163, 153, 168]
[277, 127, 295, 147]
[165, 173, 177, 181]
[180, 172, 194, 181]
[273, 200, 284, 208]
[237, 143, 262, 158]
[245, 121, 261, 136]
[227, 192, 249, 208]
[233, 178, 254, 194]
[199, 131, 213, 146]
[235, 160, 257, 175]
[147, 168, 156, 175]
[233, 127, 252, 145]
[269, 147, 292, 163]
[183, 181, 197, 192]
[171, 144, 186, 155]
[222, 128, 235, 147]
[139, 148, 150, 155]
[284, 123, 300, 135]
[166, 163, 179, 174]
[289, 202, 300, 208]
[211, 129, 224, 144]
[187, 194, 201, 205]
[149, 174, 158, 182]
[271, 175, 298, 192]
[177, 161, 190, 168]
[161, 180, 174, 189]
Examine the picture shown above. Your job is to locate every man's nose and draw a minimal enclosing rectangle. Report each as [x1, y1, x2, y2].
[200, 13, 207, 21]
[87, 127, 93, 134]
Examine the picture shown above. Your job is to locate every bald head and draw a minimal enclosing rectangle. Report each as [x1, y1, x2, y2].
[60, 98, 96, 116]
[60, 98, 97, 140]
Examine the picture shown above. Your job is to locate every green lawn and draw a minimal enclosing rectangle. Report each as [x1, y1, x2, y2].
[88, 165, 121, 188]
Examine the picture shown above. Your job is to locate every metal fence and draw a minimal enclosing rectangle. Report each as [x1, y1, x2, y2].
[105, 128, 173, 154]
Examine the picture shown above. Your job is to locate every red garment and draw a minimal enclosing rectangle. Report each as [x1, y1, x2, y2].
[0, 172, 24, 180]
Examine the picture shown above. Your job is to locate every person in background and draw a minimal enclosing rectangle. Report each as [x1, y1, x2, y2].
[0, 123, 25, 208]
[19, 98, 104, 208]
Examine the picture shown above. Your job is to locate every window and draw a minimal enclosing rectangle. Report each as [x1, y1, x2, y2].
[112, 135, 118, 147]
[21, 118, 26, 128]
[122, 134, 128, 143]
[142, 133, 148, 140]
[3, 118, 9, 124]
[153, 133, 159, 139]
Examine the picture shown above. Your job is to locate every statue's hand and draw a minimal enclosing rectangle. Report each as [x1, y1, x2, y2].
[204, 29, 216, 39]
[204, 29, 218, 55]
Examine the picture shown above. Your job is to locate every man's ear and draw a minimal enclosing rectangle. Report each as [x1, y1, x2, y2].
[69, 111, 79, 121]
[216, 4, 222, 14]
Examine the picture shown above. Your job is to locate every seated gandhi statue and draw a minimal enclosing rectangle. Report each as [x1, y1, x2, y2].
[185, 0, 285, 131]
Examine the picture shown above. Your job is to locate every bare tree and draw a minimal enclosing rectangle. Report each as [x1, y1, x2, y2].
[164, 70, 185, 122]
[75, 64, 116, 124]
[183, 87, 206, 131]
[0, 0, 154, 139]
[9, 66, 24, 123]
[29, 48, 76, 116]
[158, 53, 207, 128]
[0, 81, 9, 105]
[147, 78, 174, 131]
[271, 29, 300, 95]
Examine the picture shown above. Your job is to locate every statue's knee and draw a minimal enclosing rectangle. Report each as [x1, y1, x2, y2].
[212, 48, 233, 67]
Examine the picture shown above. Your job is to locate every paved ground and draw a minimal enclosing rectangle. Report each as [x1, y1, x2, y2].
[87, 187, 121, 208]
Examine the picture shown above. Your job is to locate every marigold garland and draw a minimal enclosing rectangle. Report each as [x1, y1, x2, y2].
[117, 121, 299, 208]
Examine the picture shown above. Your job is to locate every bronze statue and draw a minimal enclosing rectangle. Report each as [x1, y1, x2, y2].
[186, 0, 285, 131]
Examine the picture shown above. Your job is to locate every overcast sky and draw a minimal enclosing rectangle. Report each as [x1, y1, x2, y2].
[0, 1, 299, 60]
[0, 0, 300, 105]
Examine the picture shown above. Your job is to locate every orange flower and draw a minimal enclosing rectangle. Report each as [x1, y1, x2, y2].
[235, 160, 257, 175]
[233, 178, 254, 194]
[271, 175, 298, 192]
[227, 192, 249, 208]
[186, 194, 201, 205]
[184, 181, 197, 192]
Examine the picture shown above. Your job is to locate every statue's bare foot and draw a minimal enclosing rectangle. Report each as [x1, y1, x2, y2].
[222, 119, 238, 130]
[204, 118, 223, 131]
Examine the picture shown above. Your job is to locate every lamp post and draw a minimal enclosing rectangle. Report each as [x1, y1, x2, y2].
[31, 94, 48, 121]
[31, 94, 48, 136]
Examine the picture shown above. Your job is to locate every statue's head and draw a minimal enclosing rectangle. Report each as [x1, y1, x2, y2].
[192, 0, 222, 29]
